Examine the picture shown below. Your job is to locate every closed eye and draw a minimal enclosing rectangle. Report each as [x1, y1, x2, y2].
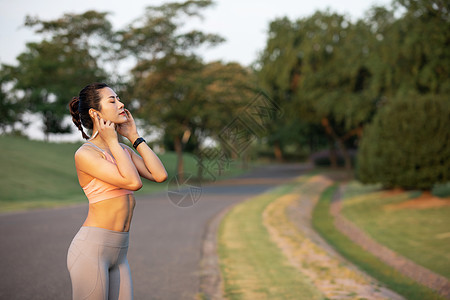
[108, 96, 120, 101]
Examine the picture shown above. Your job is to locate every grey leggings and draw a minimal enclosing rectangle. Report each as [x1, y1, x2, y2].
[67, 226, 133, 300]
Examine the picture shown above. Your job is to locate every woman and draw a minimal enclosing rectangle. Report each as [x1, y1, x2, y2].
[67, 82, 167, 300]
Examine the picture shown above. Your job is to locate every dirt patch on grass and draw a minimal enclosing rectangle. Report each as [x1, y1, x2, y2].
[333, 187, 450, 298]
[384, 192, 450, 211]
[382, 188, 406, 196]
[265, 176, 404, 300]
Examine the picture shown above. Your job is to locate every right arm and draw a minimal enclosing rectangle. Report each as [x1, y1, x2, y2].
[75, 113, 142, 190]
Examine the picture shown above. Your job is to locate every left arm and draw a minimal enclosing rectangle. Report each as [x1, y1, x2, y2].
[117, 109, 168, 183]
[121, 142, 167, 183]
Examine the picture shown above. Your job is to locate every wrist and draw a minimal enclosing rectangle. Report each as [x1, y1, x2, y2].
[128, 133, 140, 144]
[133, 137, 146, 149]
[106, 139, 120, 148]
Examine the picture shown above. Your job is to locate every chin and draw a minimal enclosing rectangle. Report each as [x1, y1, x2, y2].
[114, 116, 128, 123]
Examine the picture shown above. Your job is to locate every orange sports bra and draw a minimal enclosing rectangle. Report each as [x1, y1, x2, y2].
[81, 141, 134, 204]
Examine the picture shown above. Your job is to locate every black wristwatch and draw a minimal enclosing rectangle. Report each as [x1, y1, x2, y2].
[133, 137, 146, 149]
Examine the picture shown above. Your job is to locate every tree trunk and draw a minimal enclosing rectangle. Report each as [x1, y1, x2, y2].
[273, 140, 283, 162]
[230, 143, 239, 160]
[336, 137, 352, 171]
[241, 149, 249, 170]
[327, 136, 338, 169]
[174, 135, 184, 182]
[321, 117, 353, 170]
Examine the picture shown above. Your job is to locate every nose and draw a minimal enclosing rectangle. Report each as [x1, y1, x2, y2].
[117, 99, 124, 109]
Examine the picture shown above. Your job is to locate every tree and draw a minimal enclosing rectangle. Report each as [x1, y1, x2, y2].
[357, 94, 450, 190]
[366, 0, 450, 96]
[356, 0, 450, 190]
[119, 0, 223, 63]
[4, 11, 115, 140]
[130, 56, 254, 180]
[257, 12, 377, 169]
[130, 55, 205, 178]
[0, 67, 25, 134]
[123, 0, 226, 179]
[255, 17, 305, 162]
[193, 61, 256, 178]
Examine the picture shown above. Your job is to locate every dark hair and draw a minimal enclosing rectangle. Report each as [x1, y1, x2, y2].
[69, 83, 109, 139]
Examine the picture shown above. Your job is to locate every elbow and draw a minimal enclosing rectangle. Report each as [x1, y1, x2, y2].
[154, 172, 168, 183]
[128, 179, 143, 191]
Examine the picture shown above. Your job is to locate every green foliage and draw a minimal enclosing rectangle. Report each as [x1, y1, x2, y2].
[292, 12, 375, 129]
[119, 0, 223, 61]
[256, 11, 377, 164]
[0, 68, 25, 132]
[357, 94, 450, 190]
[2, 0, 448, 175]
[366, 1, 450, 96]
[256, 1, 449, 166]
[2, 11, 115, 137]
[122, 1, 245, 176]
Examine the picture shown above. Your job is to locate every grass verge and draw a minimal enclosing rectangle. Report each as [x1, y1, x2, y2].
[312, 185, 446, 300]
[341, 181, 450, 279]
[0, 135, 250, 212]
[217, 179, 323, 299]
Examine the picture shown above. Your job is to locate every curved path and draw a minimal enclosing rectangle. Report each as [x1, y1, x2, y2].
[0, 163, 310, 300]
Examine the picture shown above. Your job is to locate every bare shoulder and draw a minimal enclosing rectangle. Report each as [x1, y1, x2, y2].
[74, 144, 105, 163]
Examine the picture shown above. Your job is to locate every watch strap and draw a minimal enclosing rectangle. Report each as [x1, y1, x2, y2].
[133, 137, 146, 149]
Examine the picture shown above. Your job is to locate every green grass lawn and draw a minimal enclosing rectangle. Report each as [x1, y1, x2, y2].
[341, 181, 450, 279]
[312, 184, 446, 300]
[217, 179, 323, 300]
[0, 135, 250, 212]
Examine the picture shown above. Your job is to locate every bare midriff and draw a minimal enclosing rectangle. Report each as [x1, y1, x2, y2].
[82, 193, 136, 232]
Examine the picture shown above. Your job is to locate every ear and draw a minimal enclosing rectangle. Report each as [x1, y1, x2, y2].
[89, 109, 100, 118]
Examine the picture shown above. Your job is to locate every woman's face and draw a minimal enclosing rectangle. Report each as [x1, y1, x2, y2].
[92, 87, 128, 124]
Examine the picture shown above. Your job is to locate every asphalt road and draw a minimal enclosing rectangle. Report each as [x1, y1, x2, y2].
[0, 163, 310, 300]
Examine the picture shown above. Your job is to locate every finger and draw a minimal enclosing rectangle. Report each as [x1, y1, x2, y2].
[100, 117, 108, 128]
[107, 120, 115, 128]
[94, 112, 103, 130]
[125, 109, 132, 118]
[126, 109, 135, 121]
[93, 112, 100, 127]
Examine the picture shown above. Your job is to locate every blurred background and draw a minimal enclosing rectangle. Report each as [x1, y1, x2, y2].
[1, 0, 448, 189]
[0, 1, 449, 299]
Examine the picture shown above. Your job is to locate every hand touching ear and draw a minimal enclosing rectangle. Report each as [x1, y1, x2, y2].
[89, 109, 101, 121]
[92, 111, 118, 144]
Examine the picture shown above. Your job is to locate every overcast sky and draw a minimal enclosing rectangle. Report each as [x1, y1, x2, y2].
[1, 0, 392, 68]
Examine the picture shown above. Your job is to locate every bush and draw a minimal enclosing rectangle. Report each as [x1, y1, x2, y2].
[356, 94, 450, 190]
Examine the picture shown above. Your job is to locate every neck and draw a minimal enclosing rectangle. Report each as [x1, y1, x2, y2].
[88, 130, 116, 149]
